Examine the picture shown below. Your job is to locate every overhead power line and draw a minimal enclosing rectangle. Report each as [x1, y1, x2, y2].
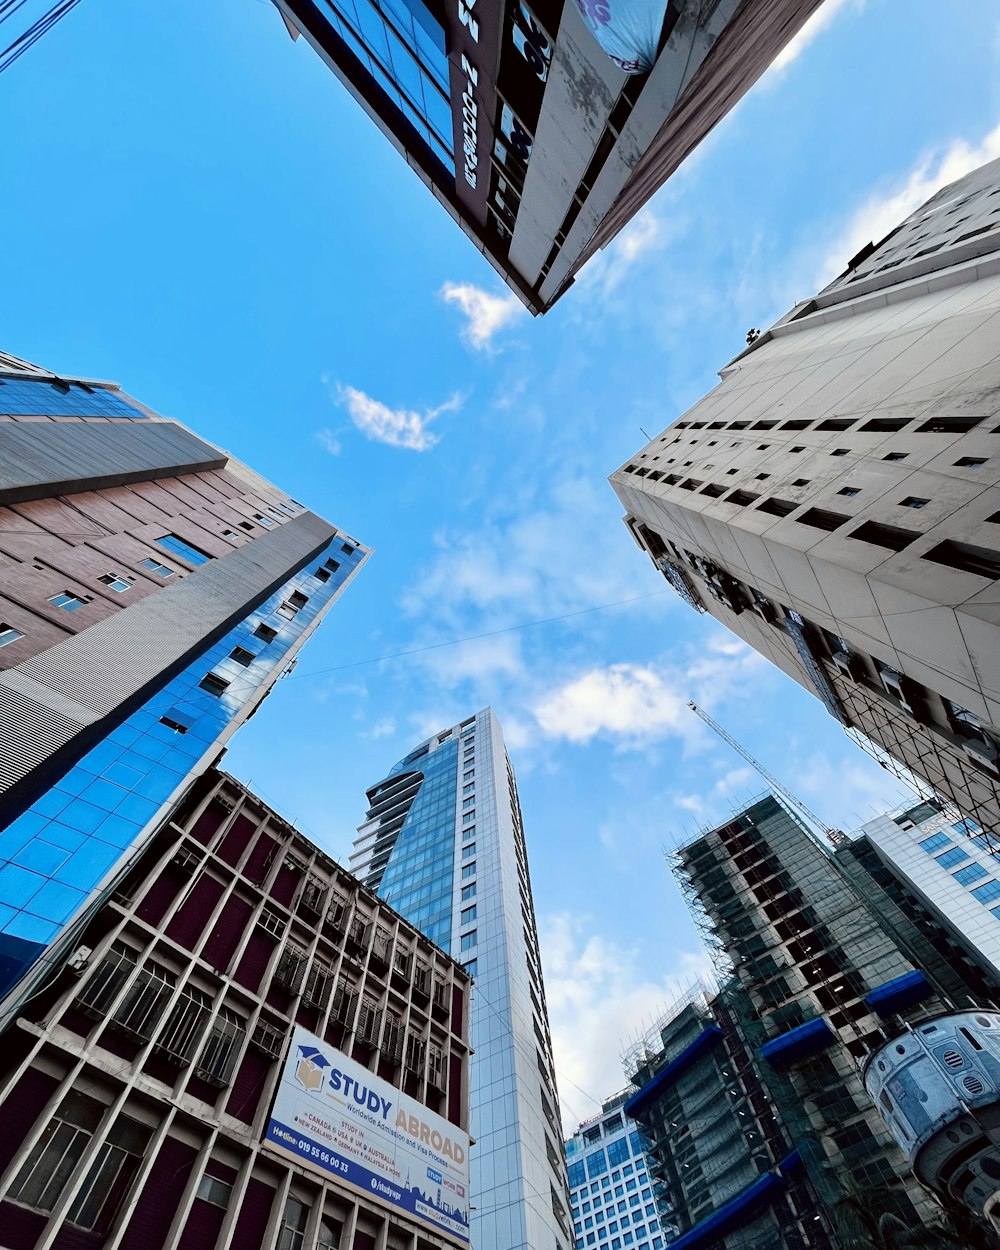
[0, 0, 83, 76]
[284, 590, 670, 682]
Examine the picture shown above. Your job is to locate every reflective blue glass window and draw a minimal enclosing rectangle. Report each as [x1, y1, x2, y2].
[0, 624, 23, 648]
[50, 592, 86, 611]
[920, 832, 951, 854]
[0, 378, 144, 418]
[936, 847, 970, 870]
[973, 881, 1000, 904]
[568, 1161, 586, 1190]
[156, 533, 211, 566]
[954, 818, 983, 835]
[460, 931, 477, 952]
[139, 557, 174, 578]
[587, 1149, 608, 1179]
[607, 1139, 629, 1167]
[955, 863, 989, 886]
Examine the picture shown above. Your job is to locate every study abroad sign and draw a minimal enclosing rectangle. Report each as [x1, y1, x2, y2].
[264, 1026, 471, 1246]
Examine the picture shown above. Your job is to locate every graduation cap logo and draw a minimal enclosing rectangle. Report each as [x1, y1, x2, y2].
[295, 1044, 331, 1092]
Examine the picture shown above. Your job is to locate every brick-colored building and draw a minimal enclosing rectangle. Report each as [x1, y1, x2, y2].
[0, 768, 471, 1250]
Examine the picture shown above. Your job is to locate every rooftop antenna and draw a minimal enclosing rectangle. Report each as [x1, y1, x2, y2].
[686, 701, 848, 848]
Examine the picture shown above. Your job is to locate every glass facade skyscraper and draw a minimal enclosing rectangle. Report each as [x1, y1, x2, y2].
[351, 707, 572, 1250]
[0, 350, 370, 1020]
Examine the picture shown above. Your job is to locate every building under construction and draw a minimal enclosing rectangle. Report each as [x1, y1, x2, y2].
[621, 794, 1000, 1248]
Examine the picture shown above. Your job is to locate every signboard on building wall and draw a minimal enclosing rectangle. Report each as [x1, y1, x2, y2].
[265, 1026, 471, 1246]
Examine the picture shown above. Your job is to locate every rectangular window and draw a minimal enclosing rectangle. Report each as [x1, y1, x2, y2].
[463, 783, 475, 795]
[197, 1007, 246, 1086]
[277, 1197, 309, 1250]
[462, 883, 476, 901]
[108, 960, 174, 1040]
[936, 848, 969, 870]
[256, 514, 275, 528]
[254, 623, 278, 644]
[837, 486, 860, 497]
[155, 986, 211, 1062]
[159, 715, 189, 734]
[98, 572, 134, 592]
[973, 881, 1000, 905]
[463, 959, 478, 977]
[156, 533, 212, 566]
[199, 673, 230, 698]
[955, 456, 988, 468]
[848, 520, 919, 552]
[196, 1176, 233, 1208]
[797, 507, 849, 531]
[462, 797, 475, 810]
[50, 591, 87, 611]
[461, 905, 477, 925]
[919, 833, 951, 855]
[955, 863, 989, 886]
[883, 451, 908, 461]
[460, 931, 477, 952]
[229, 646, 256, 666]
[756, 497, 796, 517]
[0, 623, 24, 648]
[899, 497, 929, 509]
[462, 862, 476, 878]
[462, 843, 476, 859]
[139, 556, 174, 577]
[924, 539, 1000, 580]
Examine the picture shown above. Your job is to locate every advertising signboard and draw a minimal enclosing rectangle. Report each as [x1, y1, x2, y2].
[264, 1026, 470, 1246]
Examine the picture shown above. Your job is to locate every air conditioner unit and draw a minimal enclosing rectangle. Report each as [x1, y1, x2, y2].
[831, 651, 865, 682]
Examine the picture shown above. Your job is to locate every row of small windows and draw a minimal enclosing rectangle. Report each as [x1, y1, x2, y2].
[664, 410, 999, 438]
[918, 823, 1000, 914]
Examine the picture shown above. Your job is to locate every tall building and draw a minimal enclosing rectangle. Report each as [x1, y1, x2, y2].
[670, 794, 1000, 1232]
[351, 708, 572, 1250]
[0, 349, 369, 1017]
[0, 766, 472, 1250]
[273, 0, 821, 313]
[621, 985, 828, 1250]
[611, 157, 1000, 834]
[564, 1089, 666, 1250]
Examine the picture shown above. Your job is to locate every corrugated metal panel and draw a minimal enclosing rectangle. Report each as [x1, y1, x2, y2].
[0, 419, 226, 504]
[0, 511, 337, 799]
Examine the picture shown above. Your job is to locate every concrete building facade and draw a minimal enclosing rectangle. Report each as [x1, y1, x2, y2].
[351, 709, 571, 1250]
[565, 1089, 665, 1250]
[0, 349, 369, 1019]
[273, 0, 821, 312]
[611, 158, 1000, 835]
[0, 767, 471, 1250]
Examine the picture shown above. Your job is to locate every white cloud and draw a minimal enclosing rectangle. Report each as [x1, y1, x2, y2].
[316, 428, 341, 455]
[534, 663, 688, 747]
[539, 912, 713, 1126]
[531, 637, 767, 750]
[439, 281, 526, 350]
[337, 384, 458, 451]
[817, 120, 1000, 286]
[578, 211, 666, 297]
[364, 717, 396, 740]
[767, 0, 863, 76]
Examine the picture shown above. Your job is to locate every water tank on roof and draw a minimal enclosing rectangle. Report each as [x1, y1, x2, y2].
[862, 1010, 1000, 1228]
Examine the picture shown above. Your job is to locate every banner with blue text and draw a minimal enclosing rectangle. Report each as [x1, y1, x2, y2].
[265, 1025, 470, 1245]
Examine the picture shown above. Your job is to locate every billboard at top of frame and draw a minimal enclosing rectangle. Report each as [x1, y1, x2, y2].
[264, 1026, 470, 1246]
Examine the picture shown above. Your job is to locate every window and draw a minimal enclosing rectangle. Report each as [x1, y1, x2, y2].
[0, 623, 24, 648]
[156, 533, 212, 566]
[919, 833, 951, 855]
[792, 478, 810, 487]
[156, 986, 211, 1062]
[727, 490, 759, 507]
[936, 847, 970, 870]
[883, 451, 908, 461]
[899, 497, 929, 509]
[221, 529, 239, 541]
[848, 520, 919, 552]
[254, 623, 278, 644]
[111, 960, 174, 1040]
[460, 931, 477, 952]
[229, 646, 256, 666]
[798, 508, 848, 531]
[924, 540, 1000, 580]
[463, 959, 478, 977]
[239, 521, 254, 532]
[607, 1138, 629, 1167]
[256, 514, 275, 528]
[277, 1197, 309, 1250]
[837, 487, 860, 497]
[861, 416, 908, 432]
[955, 456, 988, 468]
[461, 905, 477, 925]
[462, 862, 476, 879]
[955, 864, 989, 887]
[757, 497, 796, 517]
[197, 1007, 246, 1085]
[139, 556, 174, 577]
[463, 783, 475, 795]
[315, 558, 340, 582]
[50, 591, 87, 611]
[830, 448, 850, 456]
[98, 572, 133, 592]
[462, 843, 476, 859]
[462, 883, 476, 901]
[196, 1175, 233, 1208]
[199, 673, 231, 698]
[972, 881, 1000, 905]
[159, 714, 190, 734]
[289, 591, 309, 609]
[790, 445, 805, 453]
[11, 1092, 150, 1233]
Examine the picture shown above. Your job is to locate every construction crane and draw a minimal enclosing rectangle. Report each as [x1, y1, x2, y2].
[686, 701, 848, 847]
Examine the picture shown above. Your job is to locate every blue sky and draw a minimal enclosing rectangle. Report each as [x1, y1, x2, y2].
[6, 0, 1000, 1124]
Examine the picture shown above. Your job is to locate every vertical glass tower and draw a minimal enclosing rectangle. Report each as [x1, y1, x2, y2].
[352, 707, 572, 1250]
[0, 350, 370, 1017]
